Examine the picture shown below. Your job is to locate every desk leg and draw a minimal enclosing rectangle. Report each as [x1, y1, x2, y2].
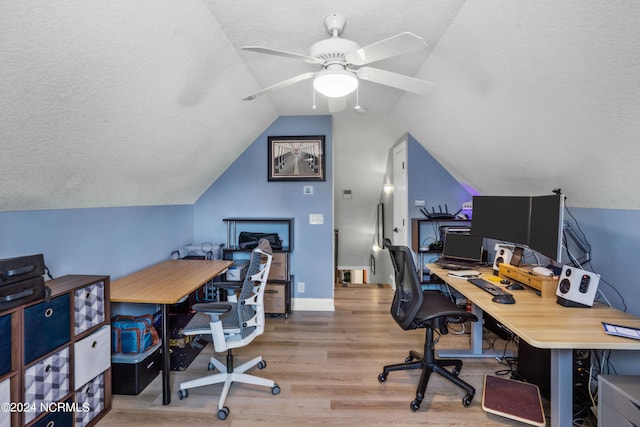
[161, 303, 171, 405]
[438, 303, 514, 358]
[550, 349, 572, 427]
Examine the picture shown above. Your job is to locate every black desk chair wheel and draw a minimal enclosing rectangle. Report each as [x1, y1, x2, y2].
[378, 239, 478, 412]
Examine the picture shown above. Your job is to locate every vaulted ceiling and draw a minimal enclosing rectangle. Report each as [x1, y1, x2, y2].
[2, 1, 639, 266]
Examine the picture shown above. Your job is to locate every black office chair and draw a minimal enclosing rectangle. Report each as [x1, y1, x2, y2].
[378, 239, 478, 411]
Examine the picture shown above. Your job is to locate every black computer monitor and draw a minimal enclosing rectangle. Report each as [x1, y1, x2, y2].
[528, 194, 564, 261]
[470, 196, 531, 246]
[442, 233, 485, 263]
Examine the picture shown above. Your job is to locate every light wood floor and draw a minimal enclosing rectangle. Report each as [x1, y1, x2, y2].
[98, 286, 549, 426]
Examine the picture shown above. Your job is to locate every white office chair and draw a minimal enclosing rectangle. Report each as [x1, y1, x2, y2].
[178, 239, 280, 420]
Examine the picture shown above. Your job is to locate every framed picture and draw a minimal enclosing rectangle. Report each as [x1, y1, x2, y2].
[376, 203, 385, 249]
[268, 135, 325, 181]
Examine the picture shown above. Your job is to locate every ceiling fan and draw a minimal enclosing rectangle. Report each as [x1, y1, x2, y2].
[241, 14, 434, 103]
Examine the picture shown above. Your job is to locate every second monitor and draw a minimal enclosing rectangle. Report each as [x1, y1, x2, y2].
[441, 233, 485, 264]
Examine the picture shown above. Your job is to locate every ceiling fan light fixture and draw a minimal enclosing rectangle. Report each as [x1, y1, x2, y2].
[313, 69, 358, 98]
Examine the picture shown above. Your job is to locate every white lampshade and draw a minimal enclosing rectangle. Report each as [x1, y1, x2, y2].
[313, 69, 358, 98]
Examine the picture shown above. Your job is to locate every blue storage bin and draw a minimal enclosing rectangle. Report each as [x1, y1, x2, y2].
[0, 313, 11, 376]
[32, 398, 74, 427]
[24, 294, 71, 364]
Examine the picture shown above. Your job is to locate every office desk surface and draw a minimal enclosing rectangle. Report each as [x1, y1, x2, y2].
[428, 264, 640, 350]
[111, 259, 233, 304]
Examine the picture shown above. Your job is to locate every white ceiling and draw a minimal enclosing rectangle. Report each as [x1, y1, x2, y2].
[2, 1, 640, 266]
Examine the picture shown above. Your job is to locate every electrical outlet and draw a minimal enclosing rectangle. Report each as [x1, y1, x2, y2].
[297, 282, 305, 293]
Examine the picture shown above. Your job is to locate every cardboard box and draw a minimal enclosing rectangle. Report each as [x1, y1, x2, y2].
[268, 253, 288, 281]
[264, 283, 286, 314]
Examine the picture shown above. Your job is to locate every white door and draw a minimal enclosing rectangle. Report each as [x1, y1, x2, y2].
[392, 141, 409, 246]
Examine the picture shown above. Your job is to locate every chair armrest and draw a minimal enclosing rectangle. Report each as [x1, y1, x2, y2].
[210, 281, 242, 289]
[192, 302, 232, 314]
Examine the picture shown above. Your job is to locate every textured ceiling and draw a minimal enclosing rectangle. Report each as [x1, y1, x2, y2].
[2, 1, 640, 266]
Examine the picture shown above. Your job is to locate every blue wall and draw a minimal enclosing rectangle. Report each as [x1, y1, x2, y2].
[193, 115, 334, 300]
[0, 205, 193, 280]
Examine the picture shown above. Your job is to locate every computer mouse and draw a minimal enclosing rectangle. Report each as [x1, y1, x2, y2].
[492, 294, 515, 304]
[506, 282, 524, 290]
[500, 279, 510, 284]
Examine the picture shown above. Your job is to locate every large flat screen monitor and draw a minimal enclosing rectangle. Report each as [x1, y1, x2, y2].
[528, 194, 564, 261]
[441, 233, 485, 263]
[470, 196, 531, 246]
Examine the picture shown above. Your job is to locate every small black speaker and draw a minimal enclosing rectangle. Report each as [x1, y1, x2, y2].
[492, 244, 514, 272]
[556, 265, 600, 308]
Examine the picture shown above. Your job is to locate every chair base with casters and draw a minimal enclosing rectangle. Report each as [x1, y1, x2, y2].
[178, 345, 280, 420]
[378, 324, 475, 411]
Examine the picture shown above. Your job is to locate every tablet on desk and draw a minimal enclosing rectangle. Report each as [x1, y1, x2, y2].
[602, 322, 640, 340]
[448, 270, 481, 278]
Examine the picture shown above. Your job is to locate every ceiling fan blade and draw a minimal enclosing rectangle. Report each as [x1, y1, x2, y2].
[356, 67, 434, 95]
[241, 46, 324, 65]
[242, 72, 317, 101]
[345, 32, 428, 66]
[328, 97, 347, 113]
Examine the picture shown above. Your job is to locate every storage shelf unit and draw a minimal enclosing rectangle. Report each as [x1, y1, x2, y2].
[0, 274, 111, 427]
[223, 218, 293, 318]
[411, 218, 471, 283]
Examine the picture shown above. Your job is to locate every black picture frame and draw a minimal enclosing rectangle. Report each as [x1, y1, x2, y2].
[268, 135, 326, 181]
[376, 203, 385, 249]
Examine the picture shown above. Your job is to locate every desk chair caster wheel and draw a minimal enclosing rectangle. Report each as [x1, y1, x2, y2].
[452, 365, 461, 376]
[377, 373, 387, 383]
[207, 362, 215, 371]
[462, 394, 473, 407]
[217, 406, 230, 420]
[257, 360, 267, 369]
[410, 399, 421, 412]
[272, 384, 281, 395]
[178, 389, 188, 400]
[405, 355, 414, 363]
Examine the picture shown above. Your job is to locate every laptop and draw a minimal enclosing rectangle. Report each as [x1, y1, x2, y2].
[435, 233, 484, 269]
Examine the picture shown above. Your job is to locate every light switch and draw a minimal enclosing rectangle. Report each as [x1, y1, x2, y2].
[309, 214, 324, 224]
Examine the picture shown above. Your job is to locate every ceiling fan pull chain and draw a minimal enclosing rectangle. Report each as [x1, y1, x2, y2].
[312, 87, 317, 110]
[355, 86, 361, 111]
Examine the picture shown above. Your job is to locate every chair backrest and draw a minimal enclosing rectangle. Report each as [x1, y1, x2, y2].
[384, 239, 424, 331]
[230, 239, 273, 338]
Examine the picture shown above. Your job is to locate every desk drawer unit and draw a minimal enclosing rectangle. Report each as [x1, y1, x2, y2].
[75, 373, 104, 427]
[598, 375, 640, 427]
[74, 280, 105, 335]
[24, 294, 71, 364]
[74, 325, 111, 387]
[24, 346, 70, 423]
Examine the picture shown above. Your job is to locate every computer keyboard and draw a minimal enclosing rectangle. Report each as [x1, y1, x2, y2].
[467, 278, 515, 304]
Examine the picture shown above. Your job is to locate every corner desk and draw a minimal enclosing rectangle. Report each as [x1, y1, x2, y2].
[110, 259, 232, 405]
[427, 264, 640, 427]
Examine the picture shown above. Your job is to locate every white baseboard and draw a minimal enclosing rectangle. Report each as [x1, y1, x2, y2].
[291, 298, 335, 312]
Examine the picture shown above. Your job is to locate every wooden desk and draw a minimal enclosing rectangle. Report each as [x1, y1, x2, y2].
[427, 264, 640, 427]
[111, 259, 232, 405]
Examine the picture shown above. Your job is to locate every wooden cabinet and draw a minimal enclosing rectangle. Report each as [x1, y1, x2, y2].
[0, 275, 111, 426]
[598, 375, 640, 427]
[223, 218, 293, 318]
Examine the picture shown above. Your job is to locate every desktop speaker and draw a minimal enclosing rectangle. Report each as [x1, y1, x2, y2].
[492, 244, 514, 272]
[555, 265, 600, 308]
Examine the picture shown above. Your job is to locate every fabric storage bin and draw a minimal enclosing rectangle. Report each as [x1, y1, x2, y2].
[31, 398, 74, 427]
[24, 294, 70, 364]
[0, 313, 11, 376]
[0, 377, 10, 427]
[112, 342, 161, 395]
[74, 281, 105, 335]
[75, 373, 104, 427]
[74, 325, 110, 387]
[24, 346, 70, 423]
